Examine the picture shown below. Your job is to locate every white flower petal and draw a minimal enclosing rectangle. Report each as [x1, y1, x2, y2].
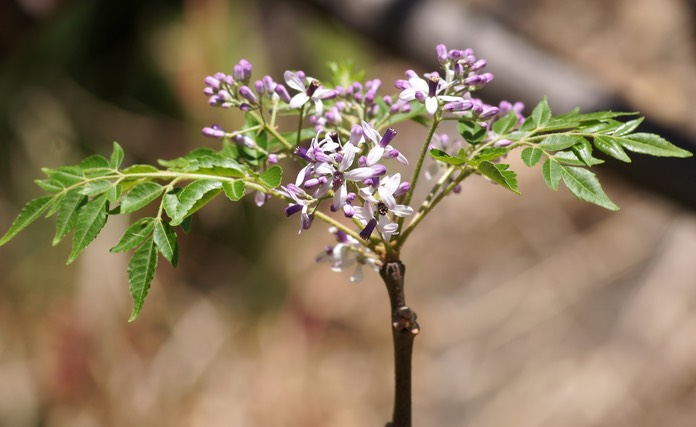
[284, 71, 306, 92]
[290, 93, 309, 109]
[361, 121, 381, 144]
[391, 204, 414, 217]
[345, 166, 376, 181]
[426, 97, 439, 115]
[366, 146, 384, 166]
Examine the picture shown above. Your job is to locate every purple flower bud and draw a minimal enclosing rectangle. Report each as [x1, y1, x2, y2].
[343, 204, 354, 218]
[240, 103, 252, 112]
[268, 154, 279, 164]
[255, 192, 267, 207]
[294, 146, 311, 162]
[254, 80, 265, 95]
[358, 155, 367, 167]
[351, 82, 363, 93]
[274, 84, 291, 103]
[348, 125, 363, 146]
[394, 181, 411, 197]
[208, 95, 220, 106]
[444, 100, 473, 112]
[383, 95, 393, 105]
[202, 125, 225, 138]
[386, 148, 400, 159]
[472, 103, 483, 116]
[336, 229, 350, 243]
[448, 49, 464, 60]
[370, 164, 387, 176]
[363, 178, 374, 186]
[367, 104, 379, 117]
[223, 74, 235, 85]
[471, 59, 487, 71]
[214, 72, 226, 80]
[436, 44, 448, 63]
[415, 91, 427, 102]
[354, 92, 363, 103]
[233, 134, 256, 148]
[304, 178, 320, 189]
[204, 76, 221, 90]
[203, 87, 215, 96]
[233, 64, 244, 81]
[239, 59, 252, 80]
[301, 213, 313, 230]
[405, 69, 418, 79]
[319, 89, 338, 100]
[239, 85, 258, 104]
[479, 106, 500, 119]
[394, 79, 409, 90]
[263, 75, 276, 93]
[365, 91, 376, 104]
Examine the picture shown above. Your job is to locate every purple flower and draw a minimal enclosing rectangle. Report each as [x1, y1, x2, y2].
[284, 71, 338, 115]
[398, 74, 462, 115]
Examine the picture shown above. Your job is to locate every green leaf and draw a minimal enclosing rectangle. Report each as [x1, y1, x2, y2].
[153, 219, 178, 267]
[552, 150, 603, 166]
[538, 134, 583, 151]
[127, 237, 158, 322]
[163, 189, 181, 221]
[119, 182, 164, 214]
[222, 180, 246, 201]
[53, 190, 87, 245]
[542, 158, 561, 191]
[110, 142, 125, 169]
[35, 179, 65, 193]
[122, 164, 160, 174]
[612, 117, 644, 136]
[543, 110, 580, 131]
[111, 217, 156, 253]
[478, 161, 520, 194]
[560, 166, 619, 211]
[259, 166, 282, 188]
[531, 97, 552, 128]
[106, 183, 123, 203]
[521, 147, 543, 167]
[471, 147, 508, 164]
[570, 138, 604, 166]
[44, 166, 85, 187]
[594, 135, 632, 162]
[616, 133, 692, 158]
[179, 216, 192, 233]
[79, 179, 115, 197]
[492, 112, 519, 135]
[168, 180, 223, 226]
[67, 194, 109, 264]
[457, 120, 487, 145]
[576, 111, 638, 122]
[429, 148, 467, 166]
[80, 155, 110, 170]
[0, 196, 57, 245]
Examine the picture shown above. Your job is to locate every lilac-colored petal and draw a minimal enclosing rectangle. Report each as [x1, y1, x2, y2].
[366, 145, 384, 166]
[289, 93, 309, 109]
[284, 71, 306, 92]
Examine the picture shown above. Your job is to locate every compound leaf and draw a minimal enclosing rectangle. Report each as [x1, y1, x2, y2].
[478, 161, 520, 194]
[127, 236, 158, 322]
[0, 196, 56, 246]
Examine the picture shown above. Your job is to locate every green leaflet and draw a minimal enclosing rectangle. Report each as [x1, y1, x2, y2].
[53, 189, 87, 246]
[110, 142, 125, 169]
[570, 138, 604, 166]
[111, 217, 156, 253]
[0, 196, 57, 245]
[521, 147, 543, 167]
[167, 180, 223, 226]
[80, 154, 110, 170]
[122, 164, 160, 174]
[559, 165, 619, 211]
[531, 97, 552, 128]
[478, 161, 520, 194]
[538, 134, 584, 151]
[119, 182, 164, 214]
[153, 219, 178, 267]
[79, 179, 115, 197]
[471, 148, 508, 164]
[429, 148, 467, 166]
[492, 112, 519, 135]
[457, 120, 486, 145]
[613, 133, 692, 158]
[542, 158, 561, 191]
[67, 194, 109, 264]
[594, 135, 631, 163]
[259, 166, 282, 188]
[43, 166, 84, 187]
[35, 179, 65, 193]
[222, 180, 246, 201]
[127, 236, 158, 322]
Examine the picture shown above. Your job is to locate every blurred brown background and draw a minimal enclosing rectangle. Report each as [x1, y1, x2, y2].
[1, 0, 696, 426]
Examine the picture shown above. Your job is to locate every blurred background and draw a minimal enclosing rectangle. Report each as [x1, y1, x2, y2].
[1, 0, 696, 426]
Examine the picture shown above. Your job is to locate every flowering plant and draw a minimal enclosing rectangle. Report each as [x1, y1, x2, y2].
[0, 44, 691, 426]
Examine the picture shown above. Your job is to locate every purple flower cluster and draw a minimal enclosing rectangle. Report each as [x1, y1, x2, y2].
[283, 122, 413, 241]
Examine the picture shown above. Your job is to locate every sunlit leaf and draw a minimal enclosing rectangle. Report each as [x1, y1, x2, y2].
[169, 180, 223, 226]
[594, 135, 631, 163]
[560, 165, 619, 211]
[153, 219, 178, 267]
[542, 158, 561, 191]
[616, 133, 692, 158]
[259, 166, 282, 188]
[521, 147, 543, 167]
[538, 134, 583, 151]
[127, 237, 158, 322]
[222, 180, 246, 201]
[0, 196, 57, 246]
[119, 182, 164, 214]
[67, 194, 109, 264]
[111, 217, 156, 253]
[110, 142, 125, 169]
[478, 161, 520, 194]
[429, 148, 466, 166]
[531, 97, 552, 128]
[53, 189, 87, 246]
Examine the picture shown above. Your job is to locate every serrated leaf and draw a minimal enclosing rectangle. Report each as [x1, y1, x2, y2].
[570, 138, 603, 166]
[169, 180, 223, 226]
[0, 196, 57, 245]
[616, 133, 692, 158]
[560, 165, 619, 211]
[163, 189, 181, 221]
[612, 117, 644, 136]
[110, 142, 125, 169]
[158, 148, 217, 169]
[111, 217, 156, 253]
[553, 150, 604, 166]
[79, 179, 115, 196]
[521, 147, 543, 167]
[53, 189, 87, 245]
[127, 237, 158, 322]
[80, 155, 110, 170]
[538, 134, 583, 151]
[429, 148, 467, 166]
[594, 135, 632, 162]
[106, 183, 123, 202]
[259, 166, 282, 188]
[492, 112, 519, 135]
[531, 97, 552, 128]
[35, 179, 65, 193]
[122, 164, 160, 174]
[119, 182, 164, 214]
[576, 111, 638, 122]
[543, 110, 580, 131]
[67, 194, 109, 264]
[542, 158, 561, 191]
[44, 166, 85, 187]
[471, 147, 508, 164]
[458, 120, 487, 145]
[222, 180, 246, 201]
[478, 161, 520, 194]
[153, 219, 178, 267]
